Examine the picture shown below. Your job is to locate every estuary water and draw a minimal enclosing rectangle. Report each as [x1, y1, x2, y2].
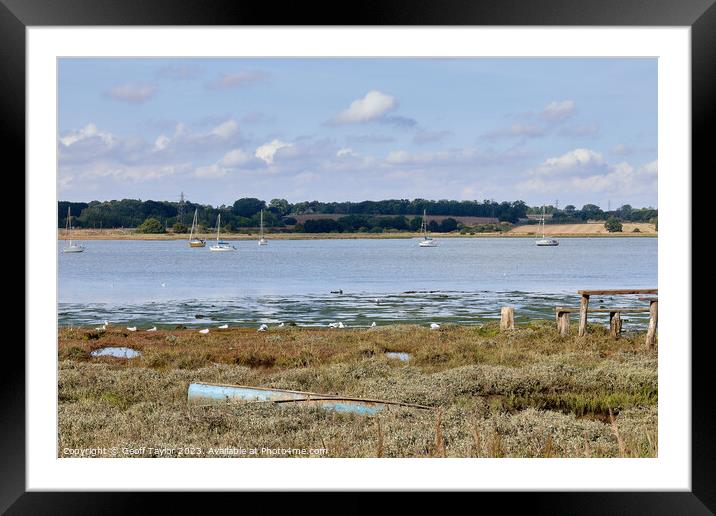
[58, 237, 657, 329]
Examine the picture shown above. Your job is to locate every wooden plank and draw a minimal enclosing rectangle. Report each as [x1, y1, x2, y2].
[609, 312, 622, 338]
[645, 300, 658, 349]
[577, 289, 657, 296]
[554, 308, 649, 314]
[578, 295, 589, 336]
[500, 307, 515, 331]
[557, 311, 571, 336]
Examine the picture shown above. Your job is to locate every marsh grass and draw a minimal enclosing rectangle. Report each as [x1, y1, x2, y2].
[58, 322, 657, 458]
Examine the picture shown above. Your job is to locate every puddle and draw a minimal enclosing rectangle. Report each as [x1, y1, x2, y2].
[90, 347, 142, 359]
[385, 352, 411, 362]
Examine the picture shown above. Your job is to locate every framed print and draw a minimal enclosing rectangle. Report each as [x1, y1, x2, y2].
[5, 0, 712, 511]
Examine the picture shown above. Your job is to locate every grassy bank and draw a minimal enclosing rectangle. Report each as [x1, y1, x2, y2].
[58, 322, 657, 458]
[59, 228, 656, 241]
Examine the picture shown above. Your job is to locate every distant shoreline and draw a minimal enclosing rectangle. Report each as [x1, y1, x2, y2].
[59, 227, 657, 241]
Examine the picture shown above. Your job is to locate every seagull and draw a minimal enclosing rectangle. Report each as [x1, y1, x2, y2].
[147, 326, 157, 332]
[371, 322, 376, 327]
[199, 328, 210, 334]
[337, 322, 345, 328]
[218, 324, 229, 329]
[278, 322, 285, 327]
[258, 324, 268, 332]
[95, 325, 106, 331]
[430, 323, 440, 330]
[126, 326, 137, 332]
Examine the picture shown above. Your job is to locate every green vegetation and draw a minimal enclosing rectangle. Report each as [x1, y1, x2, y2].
[136, 217, 165, 234]
[531, 203, 657, 224]
[172, 222, 188, 234]
[58, 322, 657, 458]
[59, 198, 658, 236]
[604, 218, 624, 232]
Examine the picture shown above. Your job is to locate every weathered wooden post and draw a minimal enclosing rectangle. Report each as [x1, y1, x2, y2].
[556, 308, 571, 336]
[578, 294, 590, 336]
[645, 300, 658, 348]
[609, 311, 622, 338]
[500, 307, 515, 331]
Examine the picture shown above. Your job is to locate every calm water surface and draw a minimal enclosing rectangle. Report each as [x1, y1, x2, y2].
[59, 237, 657, 328]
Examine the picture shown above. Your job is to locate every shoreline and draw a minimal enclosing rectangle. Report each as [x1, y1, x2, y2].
[58, 229, 657, 241]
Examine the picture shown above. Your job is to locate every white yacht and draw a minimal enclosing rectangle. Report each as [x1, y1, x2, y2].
[535, 205, 559, 246]
[258, 209, 268, 246]
[419, 209, 438, 247]
[209, 214, 236, 251]
[62, 206, 85, 253]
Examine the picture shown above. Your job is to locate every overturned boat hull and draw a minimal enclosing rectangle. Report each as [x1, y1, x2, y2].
[187, 382, 431, 416]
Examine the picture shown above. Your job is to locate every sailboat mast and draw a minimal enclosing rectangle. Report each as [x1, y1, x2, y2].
[67, 206, 72, 246]
[216, 214, 221, 242]
[260, 210, 264, 239]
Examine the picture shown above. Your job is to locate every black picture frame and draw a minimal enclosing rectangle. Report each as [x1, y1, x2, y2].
[4, 0, 710, 511]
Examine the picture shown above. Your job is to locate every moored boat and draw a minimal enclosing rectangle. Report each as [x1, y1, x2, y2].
[187, 382, 432, 415]
[62, 206, 85, 253]
[188, 208, 206, 247]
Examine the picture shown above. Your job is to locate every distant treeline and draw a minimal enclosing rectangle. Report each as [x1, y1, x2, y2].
[527, 204, 658, 224]
[59, 198, 656, 232]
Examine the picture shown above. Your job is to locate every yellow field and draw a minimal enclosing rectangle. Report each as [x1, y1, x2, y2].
[507, 222, 656, 236]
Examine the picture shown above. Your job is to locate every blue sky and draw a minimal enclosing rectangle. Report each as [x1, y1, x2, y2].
[58, 58, 657, 208]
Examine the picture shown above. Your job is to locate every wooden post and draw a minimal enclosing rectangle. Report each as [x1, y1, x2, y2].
[578, 295, 590, 336]
[645, 300, 658, 348]
[500, 307, 515, 331]
[609, 311, 622, 338]
[557, 310, 571, 336]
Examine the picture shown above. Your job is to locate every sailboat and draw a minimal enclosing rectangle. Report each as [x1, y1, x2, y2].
[209, 214, 236, 251]
[535, 205, 559, 246]
[418, 209, 438, 247]
[62, 206, 85, 253]
[258, 209, 268, 246]
[188, 209, 206, 248]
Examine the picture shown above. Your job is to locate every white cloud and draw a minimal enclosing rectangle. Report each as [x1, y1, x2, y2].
[255, 139, 293, 165]
[329, 90, 397, 125]
[220, 148, 252, 167]
[105, 83, 157, 104]
[541, 100, 576, 122]
[210, 119, 238, 139]
[532, 148, 605, 176]
[640, 160, 658, 175]
[336, 147, 358, 158]
[154, 134, 170, 151]
[72, 161, 190, 182]
[518, 154, 657, 200]
[59, 123, 114, 147]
